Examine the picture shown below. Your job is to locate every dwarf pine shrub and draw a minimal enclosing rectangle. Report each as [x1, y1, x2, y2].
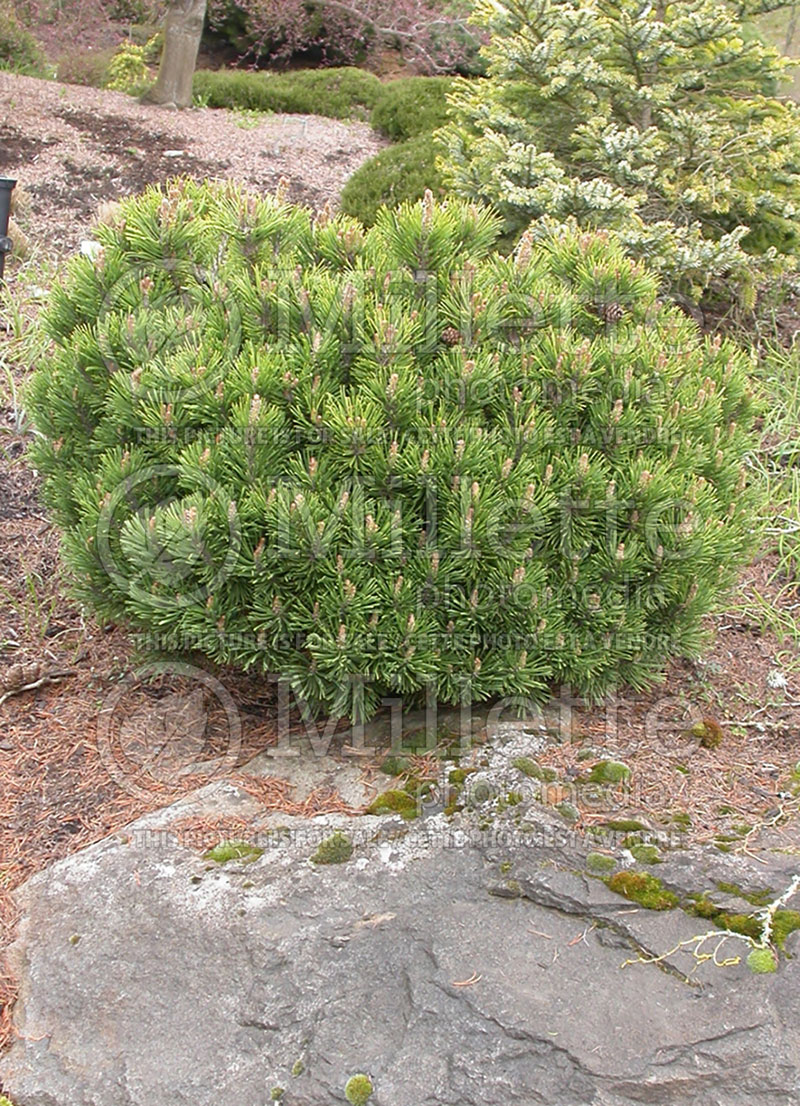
[29, 180, 757, 722]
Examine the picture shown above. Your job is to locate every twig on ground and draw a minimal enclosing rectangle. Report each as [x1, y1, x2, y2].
[0, 665, 76, 707]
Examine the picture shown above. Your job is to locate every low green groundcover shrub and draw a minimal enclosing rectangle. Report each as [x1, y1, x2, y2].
[345, 76, 453, 225]
[369, 76, 452, 141]
[190, 67, 452, 225]
[192, 66, 382, 118]
[192, 67, 451, 136]
[29, 181, 757, 722]
[341, 133, 445, 225]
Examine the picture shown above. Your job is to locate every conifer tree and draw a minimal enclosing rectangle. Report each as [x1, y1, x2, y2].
[437, 0, 800, 303]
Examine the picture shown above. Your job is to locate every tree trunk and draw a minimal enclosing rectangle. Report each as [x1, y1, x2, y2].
[144, 0, 207, 109]
[784, 4, 798, 56]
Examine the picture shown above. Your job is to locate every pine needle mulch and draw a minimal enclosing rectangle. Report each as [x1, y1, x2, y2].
[535, 556, 800, 844]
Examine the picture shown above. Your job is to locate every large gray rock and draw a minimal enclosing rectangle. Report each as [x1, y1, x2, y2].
[2, 801, 799, 1106]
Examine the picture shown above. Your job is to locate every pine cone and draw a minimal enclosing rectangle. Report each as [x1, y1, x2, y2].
[441, 326, 462, 346]
[596, 301, 625, 323]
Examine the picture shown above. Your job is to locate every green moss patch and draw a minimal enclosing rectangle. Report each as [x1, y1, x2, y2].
[367, 788, 419, 820]
[747, 947, 777, 973]
[500, 790, 524, 808]
[203, 840, 263, 865]
[380, 755, 411, 776]
[715, 881, 775, 908]
[718, 912, 763, 940]
[586, 852, 616, 873]
[556, 801, 580, 823]
[685, 897, 800, 951]
[772, 909, 800, 949]
[448, 766, 476, 786]
[345, 1073, 374, 1105]
[601, 819, 647, 833]
[685, 894, 720, 920]
[606, 870, 679, 911]
[512, 756, 557, 782]
[311, 831, 353, 865]
[628, 844, 661, 864]
[685, 895, 761, 936]
[587, 760, 631, 784]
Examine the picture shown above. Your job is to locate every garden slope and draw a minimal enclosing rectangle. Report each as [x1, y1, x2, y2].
[0, 71, 384, 257]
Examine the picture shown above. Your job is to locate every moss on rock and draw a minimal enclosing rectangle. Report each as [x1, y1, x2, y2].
[556, 801, 580, 823]
[512, 756, 557, 782]
[587, 760, 631, 784]
[203, 840, 263, 865]
[586, 852, 616, 873]
[686, 894, 720, 921]
[311, 831, 353, 865]
[606, 871, 679, 911]
[628, 844, 661, 864]
[718, 913, 763, 940]
[747, 947, 777, 973]
[601, 819, 646, 833]
[772, 909, 800, 949]
[367, 788, 419, 820]
[345, 1073, 374, 1105]
[448, 766, 476, 786]
[715, 881, 774, 908]
[380, 755, 411, 776]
